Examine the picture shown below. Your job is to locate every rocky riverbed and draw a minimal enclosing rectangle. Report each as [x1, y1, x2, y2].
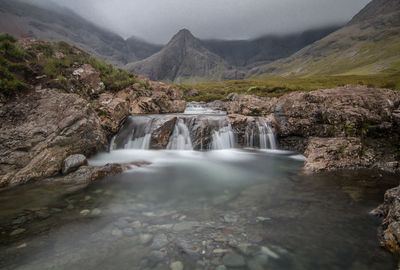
[0, 150, 398, 270]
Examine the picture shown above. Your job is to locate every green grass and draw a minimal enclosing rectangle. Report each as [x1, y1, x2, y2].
[0, 35, 150, 101]
[179, 74, 400, 102]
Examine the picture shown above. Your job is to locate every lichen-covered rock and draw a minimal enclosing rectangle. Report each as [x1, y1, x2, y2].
[72, 64, 105, 95]
[0, 89, 107, 187]
[373, 186, 400, 255]
[62, 154, 88, 175]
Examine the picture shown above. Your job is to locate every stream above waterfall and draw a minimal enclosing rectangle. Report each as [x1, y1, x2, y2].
[0, 104, 398, 270]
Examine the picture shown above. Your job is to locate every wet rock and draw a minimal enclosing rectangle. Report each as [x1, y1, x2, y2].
[111, 229, 123, 237]
[170, 261, 184, 270]
[222, 253, 246, 267]
[0, 89, 107, 187]
[173, 221, 200, 232]
[80, 209, 90, 216]
[62, 154, 87, 175]
[151, 234, 169, 249]
[223, 213, 238, 223]
[10, 228, 25, 236]
[139, 234, 153, 244]
[90, 208, 102, 216]
[149, 250, 167, 262]
[260, 246, 279, 259]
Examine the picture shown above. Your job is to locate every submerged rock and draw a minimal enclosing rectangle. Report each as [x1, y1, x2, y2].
[222, 253, 246, 267]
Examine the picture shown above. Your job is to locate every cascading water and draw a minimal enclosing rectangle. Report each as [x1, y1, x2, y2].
[167, 118, 193, 150]
[110, 104, 277, 151]
[245, 118, 277, 149]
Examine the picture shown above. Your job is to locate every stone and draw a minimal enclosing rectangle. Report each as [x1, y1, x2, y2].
[139, 234, 153, 244]
[131, 221, 142, 229]
[260, 246, 279, 259]
[149, 250, 166, 262]
[223, 213, 238, 223]
[62, 154, 87, 175]
[10, 228, 26, 236]
[80, 209, 90, 216]
[173, 221, 200, 232]
[222, 253, 246, 267]
[0, 89, 107, 187]
[123, 228, 134, 236]
[170, 261, 184, 270]
[213, 249, 230, 254]
[90, 208, 102, 216]
[256, 216, 271, 222]
[111, 229, 123, 237]
[216, 266, 227, 270]
[151, 234, 169, 249]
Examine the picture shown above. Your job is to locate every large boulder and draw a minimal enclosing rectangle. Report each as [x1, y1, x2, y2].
[0, 89, 107, 187]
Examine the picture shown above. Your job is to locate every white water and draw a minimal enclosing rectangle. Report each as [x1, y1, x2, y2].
[245, 118, 277, 150]
[211, 124, 236, 150]
[184, 102, 226, 115]
[167, 119, 193, 150]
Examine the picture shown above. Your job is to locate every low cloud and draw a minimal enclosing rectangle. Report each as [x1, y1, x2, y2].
[37, 0, 370, 43]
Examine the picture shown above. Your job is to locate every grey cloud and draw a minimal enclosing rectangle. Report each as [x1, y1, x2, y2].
[42, 0, 370, 43]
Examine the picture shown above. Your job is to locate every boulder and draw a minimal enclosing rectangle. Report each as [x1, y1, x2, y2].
[62, 154, 88, 175]
[0, 89, 107, 187]
[72, 64, 105, 95]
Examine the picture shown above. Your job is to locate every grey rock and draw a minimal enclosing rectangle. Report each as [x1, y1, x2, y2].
[173, 221, 200, 232]
[151, 234, 169, 249]
[62, 154, 87, 175]
[139, 234, 153, 244]
[260, 246, 279, 259]
[149, 250, 166, 262]
[170, 261, 184, 270]
[10, 228, 26, 236]
[216, 266, 227, 270]
[222, 253, 246, 267]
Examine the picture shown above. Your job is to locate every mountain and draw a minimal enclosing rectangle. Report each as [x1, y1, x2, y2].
[126, 29, 235, 83]
[0, 0, 161, 65]
[250, 0, 400, 77]
[202, 26, 340, 67]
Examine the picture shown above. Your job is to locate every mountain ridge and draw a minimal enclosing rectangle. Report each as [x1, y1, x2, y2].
[250, 0, 400, 77]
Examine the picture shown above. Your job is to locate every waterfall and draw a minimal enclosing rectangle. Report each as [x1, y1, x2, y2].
[184, 102, 225, 115]
[245, 118, 277, 149]
[167, 119, 193, 150]
[211, 124, 236, 150]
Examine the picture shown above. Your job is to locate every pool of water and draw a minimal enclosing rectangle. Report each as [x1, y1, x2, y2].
[0, 149, 397, 270]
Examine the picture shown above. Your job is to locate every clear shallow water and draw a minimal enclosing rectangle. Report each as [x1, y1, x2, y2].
[0, 149, 397, 270]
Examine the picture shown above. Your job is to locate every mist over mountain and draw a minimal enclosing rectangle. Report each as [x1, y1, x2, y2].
[250, 0, 400, 77]
[0, 0, 161, 65]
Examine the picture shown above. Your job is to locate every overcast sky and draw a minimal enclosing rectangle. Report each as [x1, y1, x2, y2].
[42, 0, 370, 44]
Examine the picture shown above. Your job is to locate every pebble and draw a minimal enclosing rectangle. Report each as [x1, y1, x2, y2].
[256, 216, 271, 222]
[222, 253, 246, 267]
[149, 250, 166, 262]
[16, 243, 27, 249]
[131, 221, 142, 229]
[10, 228, 26, 236]
[140, 234, 153, 244]
[151, 234, 169, 249]
[223, 213, 238, 223]
[213, 249, 230, 254]
[80, 209, 90, 216]
[111, 229, 123, 237]
[170, 261, 184, 270]
[260, 246, 279, 259]
[252, 254, 268, 265]
[84, 195, 92, 201]
[216, 265, 227, 270]
[173, 221, 200, 232]
[90, 208, 102, 216]
[123, 228, 134, 236]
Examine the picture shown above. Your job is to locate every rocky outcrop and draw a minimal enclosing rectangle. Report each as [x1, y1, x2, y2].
[210, 85, 400, 171]
[0, 89, 107, 187]
[62, 154, 88, 175]
[373, 186, 400, 255]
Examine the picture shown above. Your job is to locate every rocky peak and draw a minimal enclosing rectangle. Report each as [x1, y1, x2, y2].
[348, 0, 400, 25]
[167, 28, 202, 50]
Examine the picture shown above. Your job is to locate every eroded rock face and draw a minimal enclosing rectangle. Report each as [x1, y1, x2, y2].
[0, 89, 107, 187]
[211, 85, 400, 171]
[373, 186, 400, 255]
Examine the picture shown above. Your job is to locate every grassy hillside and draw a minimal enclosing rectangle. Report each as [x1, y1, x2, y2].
[179, 74, 400, 102]
[250, 0, 400, 78]
[0, 33, 147, 102]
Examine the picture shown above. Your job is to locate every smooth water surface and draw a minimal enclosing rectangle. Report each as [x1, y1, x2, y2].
[0, 149, 397, 270]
